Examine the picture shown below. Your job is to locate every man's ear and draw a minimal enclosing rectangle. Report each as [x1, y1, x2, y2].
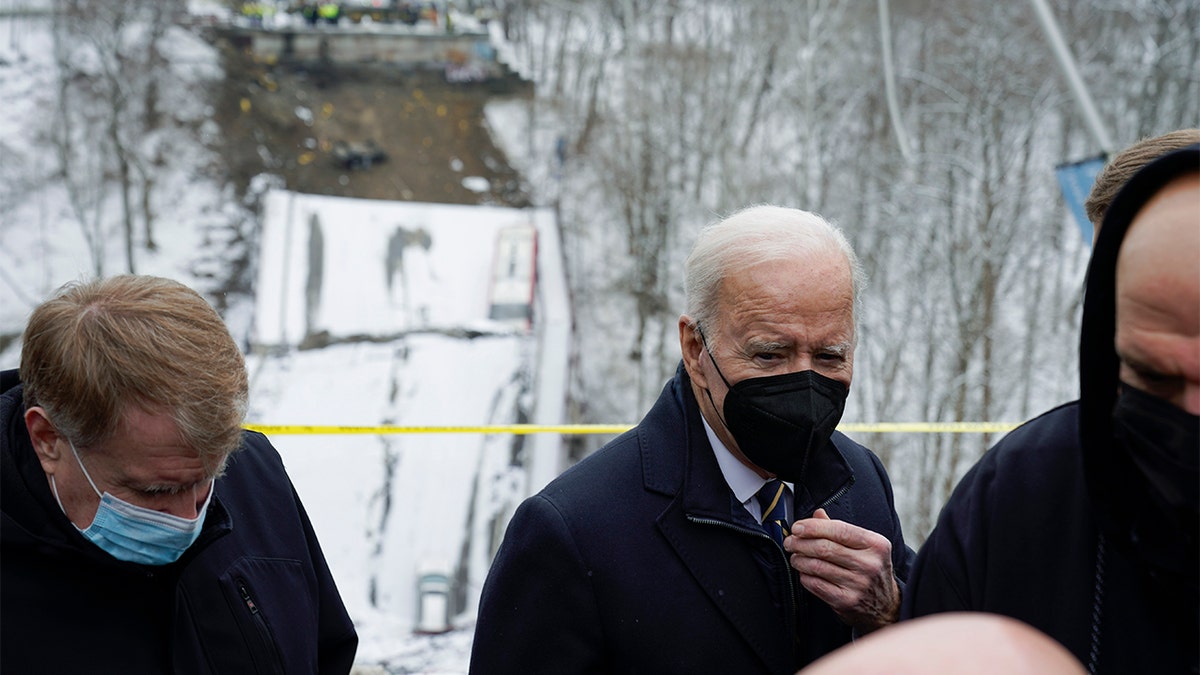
[679, 315, 707, 389]
[25, 407, 64, 475]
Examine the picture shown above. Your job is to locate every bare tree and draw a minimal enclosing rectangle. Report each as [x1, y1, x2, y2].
[491, 0, 1198, 540]
[49, 0, 185, 274]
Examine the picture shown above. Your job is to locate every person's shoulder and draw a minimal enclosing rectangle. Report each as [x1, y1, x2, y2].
[1, 370, 19, 395]
[531, 417, 685, 533]
[1, 371, 23, 427]
[543, 428, 643, 497]
[978, 402, 1081, 477]
[830, 430, 889, 478]
[945, 402, 1083, 513]
[223, 430, 288, 478]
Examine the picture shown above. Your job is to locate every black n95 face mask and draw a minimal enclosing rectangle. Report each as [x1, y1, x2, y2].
[1113, 384, 1200, 518]
[704, 347, 848, 482]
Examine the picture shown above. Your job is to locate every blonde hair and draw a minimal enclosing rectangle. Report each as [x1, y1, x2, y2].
[20, 275, 248, 470]
[1085, 129, 1200, 228]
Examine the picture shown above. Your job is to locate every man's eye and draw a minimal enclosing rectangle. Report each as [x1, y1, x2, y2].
[1133, 371, 1182, 394]
[1123, 362, 1185, 400]
[1128, 363, 1178, 388]
[1135, 367, 1171, 383]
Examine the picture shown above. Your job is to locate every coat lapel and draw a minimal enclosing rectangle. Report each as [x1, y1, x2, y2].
[642, 365, 794, 673]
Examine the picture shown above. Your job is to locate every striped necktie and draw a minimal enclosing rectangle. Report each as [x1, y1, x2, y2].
[756, 479, 790, 548]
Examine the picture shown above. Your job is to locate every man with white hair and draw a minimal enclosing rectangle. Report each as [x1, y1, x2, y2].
[470, 205, 913, 674]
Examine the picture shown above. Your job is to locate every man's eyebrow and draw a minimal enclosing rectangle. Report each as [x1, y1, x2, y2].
[822, 342, 853, 357]
[140, 478, 212, 495]
[1116, 339, 1155, 368]
[141, 484, 187, 496]
[738, 339, 853, 356]
[742, 338, 789, 353]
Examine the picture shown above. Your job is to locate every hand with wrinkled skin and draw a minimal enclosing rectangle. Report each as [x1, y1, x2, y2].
[783, 508, 900, 634]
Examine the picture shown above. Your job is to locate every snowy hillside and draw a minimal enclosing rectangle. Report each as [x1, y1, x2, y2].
[247, 190, 566, 669]
[0, 8, 570, 671]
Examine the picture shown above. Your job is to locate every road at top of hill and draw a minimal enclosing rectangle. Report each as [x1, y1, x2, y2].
[213, 45, 532, 209]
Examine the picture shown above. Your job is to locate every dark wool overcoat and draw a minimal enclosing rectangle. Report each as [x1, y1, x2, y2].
[470, 364, 913, 674]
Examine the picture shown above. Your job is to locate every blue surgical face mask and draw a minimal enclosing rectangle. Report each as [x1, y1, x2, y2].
[50, 440, 212, 565]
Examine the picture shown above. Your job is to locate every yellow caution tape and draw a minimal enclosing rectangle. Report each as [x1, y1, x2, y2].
[244, 424, 632, 436]
[838, 422, 1019, 434]
[244, 422, 1020, 436]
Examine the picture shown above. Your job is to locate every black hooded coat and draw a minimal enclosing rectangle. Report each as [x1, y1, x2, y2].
[901, 146, 1200, 674]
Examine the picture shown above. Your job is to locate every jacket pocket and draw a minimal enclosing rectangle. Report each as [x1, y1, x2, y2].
[231, 575, 286, 675]
[218, 557, 316, 674]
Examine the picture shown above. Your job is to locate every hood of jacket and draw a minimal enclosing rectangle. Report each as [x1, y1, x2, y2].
[1078, 144, 1199, 588]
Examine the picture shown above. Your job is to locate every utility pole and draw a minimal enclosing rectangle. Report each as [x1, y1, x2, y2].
[877, 0, 912, 161]
[1028, 0, 1115, 154]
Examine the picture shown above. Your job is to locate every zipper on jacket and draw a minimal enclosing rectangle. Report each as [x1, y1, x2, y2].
[687, 515, 798, 635]
[815, 476, 855, 513]
[239, 581, 260, 614]
[235, 577, 285, 675]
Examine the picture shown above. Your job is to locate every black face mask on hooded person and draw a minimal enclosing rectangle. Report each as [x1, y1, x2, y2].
[1112, 384, 1200, 524]
[700, 332, 849, 482]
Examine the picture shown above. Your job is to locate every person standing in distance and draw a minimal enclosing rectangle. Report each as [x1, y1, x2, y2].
[470, 205, 913, 674]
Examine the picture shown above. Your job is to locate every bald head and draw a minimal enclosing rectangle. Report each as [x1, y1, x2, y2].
[1115, 173, 1200, 414]
[798, 613, 1086, 675]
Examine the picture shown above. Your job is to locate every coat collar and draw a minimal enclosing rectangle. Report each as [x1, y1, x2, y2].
[637, 362, 854, 517]
[634, 363, 857, 671]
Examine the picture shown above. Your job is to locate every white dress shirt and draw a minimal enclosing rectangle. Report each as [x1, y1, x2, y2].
[701, 416, 793, 523]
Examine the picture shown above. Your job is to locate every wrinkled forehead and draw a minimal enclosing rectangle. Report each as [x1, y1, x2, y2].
[1117, 174, 1200, 291]
[1114, 175, 1200, 349]
[110, 406, 227, 475]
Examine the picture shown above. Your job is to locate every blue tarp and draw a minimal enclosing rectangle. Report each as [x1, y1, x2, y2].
[1055, 154, 1108, 243]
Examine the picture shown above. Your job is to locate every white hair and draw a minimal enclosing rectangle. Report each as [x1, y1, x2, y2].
[683, 204, 866, 340]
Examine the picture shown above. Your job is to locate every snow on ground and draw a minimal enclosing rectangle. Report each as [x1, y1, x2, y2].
[0, 10, 563, 670]
[250, 190, 562, 672]
[255, 190, 540, 342]
[248, 337, 521, 672]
